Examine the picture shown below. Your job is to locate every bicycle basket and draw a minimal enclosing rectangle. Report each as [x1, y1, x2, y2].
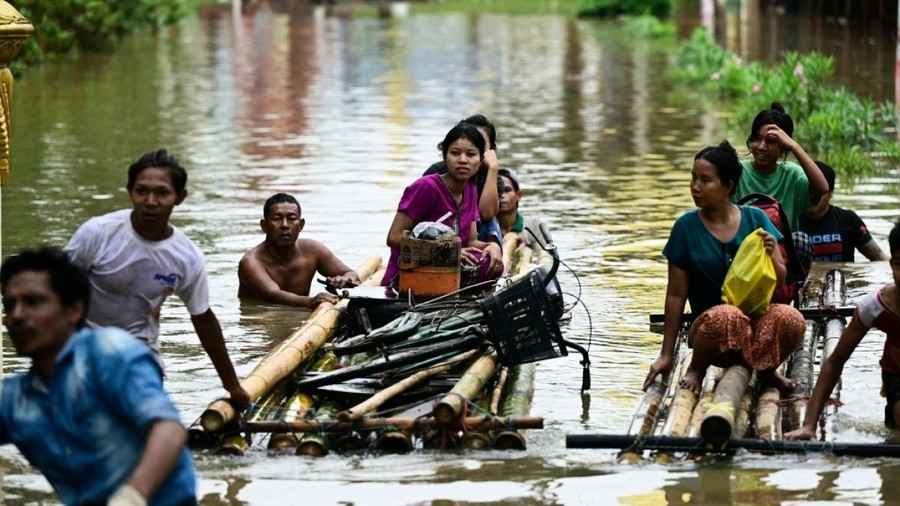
[479, 268, 567, 367]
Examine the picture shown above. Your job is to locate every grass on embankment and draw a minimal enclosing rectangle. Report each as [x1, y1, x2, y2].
[411, 0, 897, 177]
[672, 29, 900, 177]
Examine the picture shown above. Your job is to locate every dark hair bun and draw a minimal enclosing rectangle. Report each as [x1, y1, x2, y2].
[770, 102, 785, 113]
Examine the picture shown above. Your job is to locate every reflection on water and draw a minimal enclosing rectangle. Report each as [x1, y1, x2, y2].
[2, 2, 899, 504]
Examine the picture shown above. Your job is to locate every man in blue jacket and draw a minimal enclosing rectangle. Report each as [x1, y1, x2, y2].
[0, 247, 196, 505]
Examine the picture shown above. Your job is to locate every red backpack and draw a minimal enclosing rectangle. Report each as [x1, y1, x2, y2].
[736, 193, 806, 305]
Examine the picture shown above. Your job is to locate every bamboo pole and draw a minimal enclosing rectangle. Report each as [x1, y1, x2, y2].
[498, 364, 536, 417]
[269, 349, 339, 450]
[461, 389, 495, 450]
[490, 368, 509, 415]
[334, 432, 368, 452]
[494, 363, 537, 450]
[687, 366, 723, 437]
[491, 240, 540, 450]
[187, 423, 218, 450]
[336, 350, 477, 422]
[201, 257, 382, 432]
[501, 232, 520, 273]
[373, 399, 432, 453]
[462, 431, 493, 450]
[619, 380, 666, 463]
[661, 350, 698, 438]
[215, 433, 250, 456]
[755, 388, 781, 440]
[632, 381, 666, 436]
[244, 415, 543, 434]
[821, 317, 845, 436]
[375, 428, 414, 453]
[821, 269, 846, 437]
[516, 247, 533, 274]
[787, 320, 818, 432]
[701, 365, 751, 446]
[297, 400, 340, 457]
[212, 373, 298, 455]
[295, 352, 343, 457]
[662, 387, 698, 437]
[733, 373, 756, 439]
[823, 269, 846, 308]
[433, 353, 498, 426]
[268, 392, 314, 450]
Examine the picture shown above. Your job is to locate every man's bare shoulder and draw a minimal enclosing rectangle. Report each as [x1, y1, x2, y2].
[297, 238, 332, 256]
[239, 242, 269, 266]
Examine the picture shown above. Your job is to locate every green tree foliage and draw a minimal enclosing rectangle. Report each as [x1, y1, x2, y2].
[673, 29, 900, 176]
[578, 0, 672, 18]
[12, 0, 189, 73]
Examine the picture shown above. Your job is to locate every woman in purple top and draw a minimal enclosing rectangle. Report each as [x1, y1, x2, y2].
[383, 123, 503, 286]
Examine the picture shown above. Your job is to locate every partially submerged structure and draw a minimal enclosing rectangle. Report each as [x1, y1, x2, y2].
[568, 265, 900, 458]
[190, 230, 590, 455]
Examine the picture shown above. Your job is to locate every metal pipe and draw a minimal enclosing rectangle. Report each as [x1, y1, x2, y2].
[566, 433, 900, 458]
[243, 415, 543, 434]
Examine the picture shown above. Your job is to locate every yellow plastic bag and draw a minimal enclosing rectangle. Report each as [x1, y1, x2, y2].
[721, 228, 776, 316]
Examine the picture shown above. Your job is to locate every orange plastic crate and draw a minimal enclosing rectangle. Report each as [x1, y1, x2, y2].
[398, 266, 460, 297]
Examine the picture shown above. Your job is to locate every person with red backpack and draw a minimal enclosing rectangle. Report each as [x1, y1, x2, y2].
[736, 192, 809, 304]
[643, 141, 805, 395]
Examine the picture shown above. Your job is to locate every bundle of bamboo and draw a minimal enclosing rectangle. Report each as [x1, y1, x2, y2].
[611, 266, 853, 460]
[192, 230, 563, 456]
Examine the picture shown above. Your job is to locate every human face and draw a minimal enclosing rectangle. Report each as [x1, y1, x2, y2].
[690, 158, 732, 209]
[129, 167, 183, 230]
[2, 271, 82, 358]
[262, 202, 304, 248]
[445, 137, 482, 183]
[748, 124, 784, 168]
[498, 175, 520, 213]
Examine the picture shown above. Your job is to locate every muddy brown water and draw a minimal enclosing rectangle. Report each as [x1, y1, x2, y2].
[2, 3, 899, 504]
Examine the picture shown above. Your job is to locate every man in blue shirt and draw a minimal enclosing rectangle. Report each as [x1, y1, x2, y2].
[0, 248, 196, 506]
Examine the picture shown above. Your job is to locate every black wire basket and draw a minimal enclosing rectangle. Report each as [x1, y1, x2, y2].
[480, 267, 567, 367]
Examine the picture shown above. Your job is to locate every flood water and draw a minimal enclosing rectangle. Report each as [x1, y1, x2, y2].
[2, 2, 900, 504]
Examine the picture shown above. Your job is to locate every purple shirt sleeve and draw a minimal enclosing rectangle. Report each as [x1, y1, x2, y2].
[398, 177, 435, 223]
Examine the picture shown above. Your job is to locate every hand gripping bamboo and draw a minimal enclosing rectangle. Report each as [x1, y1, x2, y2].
[201, 256, 382, 432]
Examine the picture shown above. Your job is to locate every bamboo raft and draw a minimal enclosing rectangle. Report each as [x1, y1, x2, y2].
[191, 230, 585, 456]
[573, 264, 859, 459]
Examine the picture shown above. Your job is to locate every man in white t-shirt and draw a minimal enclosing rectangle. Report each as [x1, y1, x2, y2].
[66, 149, 250, 410]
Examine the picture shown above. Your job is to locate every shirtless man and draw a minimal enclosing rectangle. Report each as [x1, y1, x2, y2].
[238, 193, 359, 307]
